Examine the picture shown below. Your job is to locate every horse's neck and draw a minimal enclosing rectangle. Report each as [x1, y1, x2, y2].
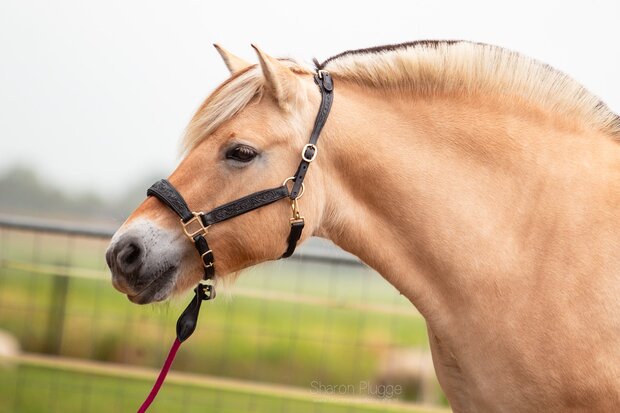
[316, 81, 620, 320]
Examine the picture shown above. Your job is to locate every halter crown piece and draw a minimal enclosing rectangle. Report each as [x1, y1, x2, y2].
[137, 69, 333, 412]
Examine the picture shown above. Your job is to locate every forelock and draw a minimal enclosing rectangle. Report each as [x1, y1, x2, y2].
[182, 60, 312, 154]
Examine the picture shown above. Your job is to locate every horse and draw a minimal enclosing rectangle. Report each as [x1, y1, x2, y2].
[106, 41, 620, 412]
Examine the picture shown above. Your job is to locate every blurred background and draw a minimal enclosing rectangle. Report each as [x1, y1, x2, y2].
[0, 1, 618, 412]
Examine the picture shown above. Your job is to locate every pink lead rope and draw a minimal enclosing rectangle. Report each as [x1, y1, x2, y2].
[138, 338, 182, 413]
[137, 283, 214, 412]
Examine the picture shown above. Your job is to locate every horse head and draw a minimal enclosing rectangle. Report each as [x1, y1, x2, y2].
[106, 46, 328, 304]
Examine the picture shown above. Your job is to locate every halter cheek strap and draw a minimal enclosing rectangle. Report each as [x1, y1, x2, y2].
[290, 70, 333, 199]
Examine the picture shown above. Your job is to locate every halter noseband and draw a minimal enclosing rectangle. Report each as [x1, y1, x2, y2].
[145, 69, 333, 333]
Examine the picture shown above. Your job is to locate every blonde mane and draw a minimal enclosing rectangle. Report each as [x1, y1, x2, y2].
[322, 41, 620, 136]
[184, 41, 620, 151]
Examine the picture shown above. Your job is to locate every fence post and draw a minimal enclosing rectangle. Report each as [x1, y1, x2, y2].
[44, 272, 69, 355]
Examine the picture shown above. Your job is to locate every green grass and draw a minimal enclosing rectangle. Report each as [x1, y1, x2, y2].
[0, 228, 442, 406]
[0, 267, 429, 387]
[0, 364, 445, 413]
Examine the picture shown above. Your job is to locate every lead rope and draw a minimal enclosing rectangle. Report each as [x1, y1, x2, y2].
[137, 339, 181, 413]
[137, 283, 215, 412]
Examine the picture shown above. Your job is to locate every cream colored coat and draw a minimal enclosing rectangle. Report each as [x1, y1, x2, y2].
[111, 42, 620, 412]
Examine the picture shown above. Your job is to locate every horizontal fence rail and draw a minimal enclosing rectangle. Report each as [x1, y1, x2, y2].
[0, 214, 363, 266]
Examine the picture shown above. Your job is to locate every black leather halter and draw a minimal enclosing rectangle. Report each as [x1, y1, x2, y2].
[146, 69, 333, 311]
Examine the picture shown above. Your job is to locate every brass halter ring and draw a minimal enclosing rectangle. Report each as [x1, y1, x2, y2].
[282, 176, 305, 199]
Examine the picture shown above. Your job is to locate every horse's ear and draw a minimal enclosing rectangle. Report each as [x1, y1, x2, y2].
[251, 44, 299, 111]
[213, 44, 252, 74]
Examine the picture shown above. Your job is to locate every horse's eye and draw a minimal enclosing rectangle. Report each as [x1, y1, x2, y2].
[226, 145, 257, 163]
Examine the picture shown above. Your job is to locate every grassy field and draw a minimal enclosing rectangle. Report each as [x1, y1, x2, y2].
[0, 362, 448, 413]
[0, 227, 444, 409]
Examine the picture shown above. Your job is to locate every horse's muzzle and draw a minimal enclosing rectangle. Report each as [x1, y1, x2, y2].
[106, 222, 181, 304]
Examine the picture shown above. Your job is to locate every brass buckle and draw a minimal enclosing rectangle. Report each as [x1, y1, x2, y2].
[181, 212, 210, 240]
[301, 143, 318, 162]
[201, 249, 214, 268]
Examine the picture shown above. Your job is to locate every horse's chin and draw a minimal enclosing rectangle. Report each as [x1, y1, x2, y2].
[124, 267, 179, 305]
[127, 292, 167, 305]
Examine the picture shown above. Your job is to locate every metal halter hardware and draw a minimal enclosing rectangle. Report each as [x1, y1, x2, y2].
[181, 212, 209, 239]
[301, 143, 318, 162]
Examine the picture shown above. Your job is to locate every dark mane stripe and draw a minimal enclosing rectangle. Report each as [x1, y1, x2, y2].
[318, 40, 463, 69]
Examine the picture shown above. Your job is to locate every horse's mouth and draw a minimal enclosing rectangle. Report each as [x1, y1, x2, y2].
[125, 266, 178, 305]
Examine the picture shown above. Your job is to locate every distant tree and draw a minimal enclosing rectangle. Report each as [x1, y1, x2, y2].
[0, 165, 165, 223]
[0, 165, 86, 215]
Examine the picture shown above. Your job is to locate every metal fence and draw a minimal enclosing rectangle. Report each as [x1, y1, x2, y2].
[0, 214, 447, 413]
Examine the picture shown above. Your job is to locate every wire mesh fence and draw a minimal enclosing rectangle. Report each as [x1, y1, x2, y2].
[0, 215, 448, 413]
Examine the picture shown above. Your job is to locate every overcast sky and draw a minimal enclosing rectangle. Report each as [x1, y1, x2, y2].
[1, 0, 619, 197]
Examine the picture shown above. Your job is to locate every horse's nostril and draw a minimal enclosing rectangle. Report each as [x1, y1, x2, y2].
[124, 243, 140, 265]
[114, 237, 144, 274]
